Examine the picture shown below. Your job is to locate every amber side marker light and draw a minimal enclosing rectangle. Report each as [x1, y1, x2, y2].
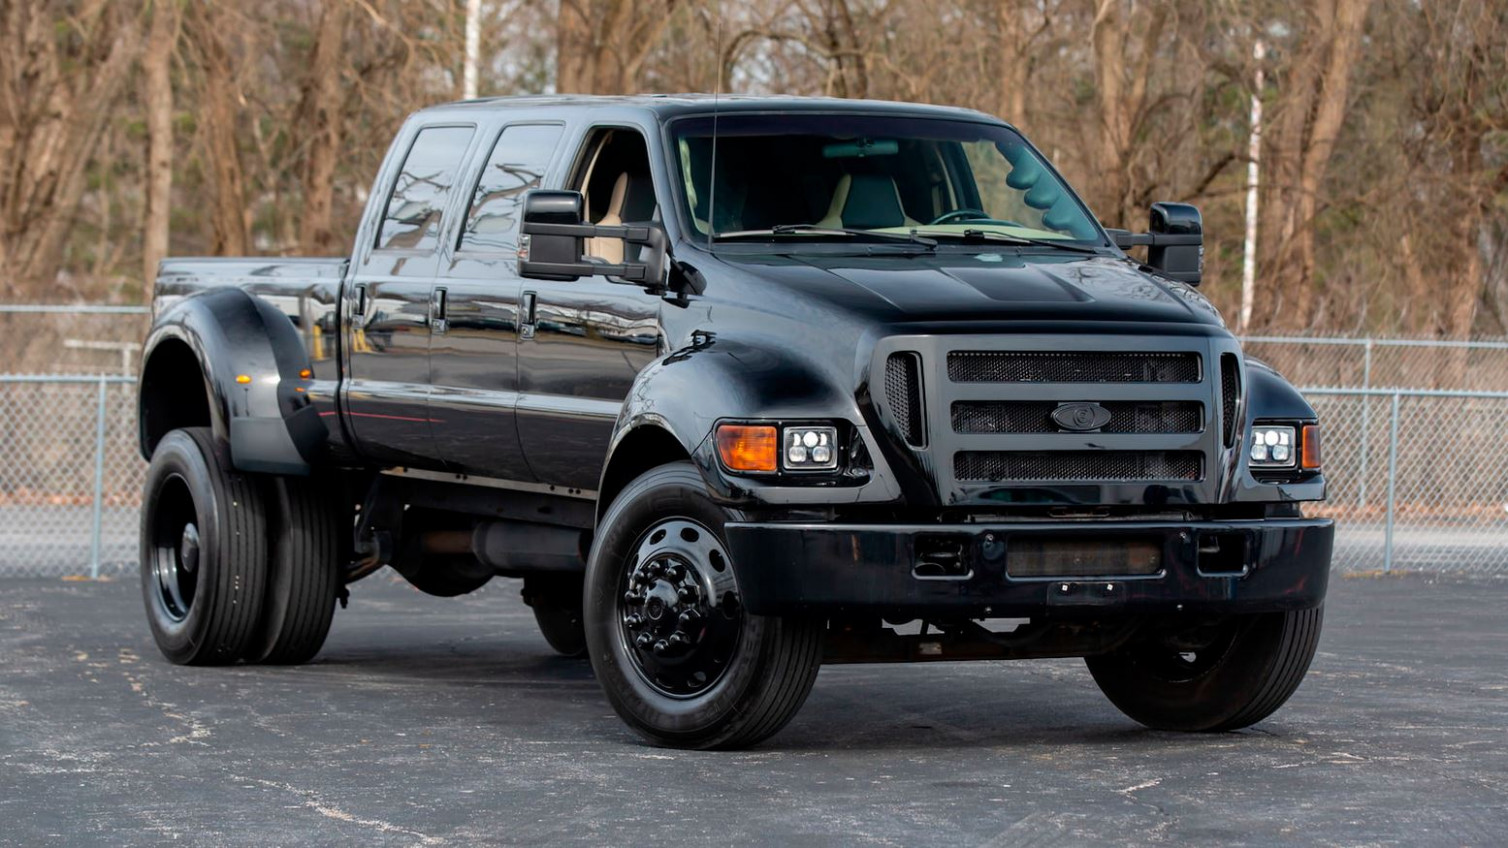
[716, 424, 778, 473]
[1301, 424, 1322, 470]
[235, 374, 252, 385]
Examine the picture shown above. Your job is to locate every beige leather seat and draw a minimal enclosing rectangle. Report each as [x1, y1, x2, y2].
[816, 173, 918, 230]
[586, 173, 631, 264]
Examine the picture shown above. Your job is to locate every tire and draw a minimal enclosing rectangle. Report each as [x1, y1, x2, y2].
[584, 462, 824, 750]
[245, 476, 341, 665]
[524, 575, 588, 658]
[1085, 606, 1324, 732]
[139, 427, 268, 665]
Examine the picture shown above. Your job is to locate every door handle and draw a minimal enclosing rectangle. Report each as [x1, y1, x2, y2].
[353, 283, 368, 320]
[431, 287, 448, 335]
[520, 291, 537, 340]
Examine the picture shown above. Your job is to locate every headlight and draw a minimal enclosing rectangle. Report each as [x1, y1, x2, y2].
[783, 426, 838, 472]
[714, 423, 841, 475]
[1248, 424, 1296, 468]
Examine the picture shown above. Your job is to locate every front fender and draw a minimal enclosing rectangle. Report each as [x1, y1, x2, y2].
[139, 287, 326, 474]
[609, 333, 904, 508]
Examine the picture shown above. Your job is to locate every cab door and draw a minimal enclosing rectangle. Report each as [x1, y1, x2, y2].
[515, 126, 665, 491]
[430, 122, 567, 480]
[344, 123, 476, 468]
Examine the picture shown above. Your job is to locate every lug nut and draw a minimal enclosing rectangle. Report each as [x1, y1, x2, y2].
[623, 591, 642, 605]
[678, 610, 700, 626]
[648, 561, 665, 576]
[665, 564, 685, 581]
[667, 632, 688, 647]
[652, 639, 670, 655]
[635, 632, 654, 648]
[625, 613, 643, 628]
[677, 587, 695, 602]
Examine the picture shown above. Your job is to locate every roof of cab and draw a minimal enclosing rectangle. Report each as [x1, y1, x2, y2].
[413, 93, 1005, 125]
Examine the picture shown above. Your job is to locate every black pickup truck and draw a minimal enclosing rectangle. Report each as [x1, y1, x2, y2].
[136, 95, 1332, 749]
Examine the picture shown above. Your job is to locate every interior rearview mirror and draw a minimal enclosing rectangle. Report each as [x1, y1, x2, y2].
[1106, 201, 1204, 286]
[518, 189, 667, 289]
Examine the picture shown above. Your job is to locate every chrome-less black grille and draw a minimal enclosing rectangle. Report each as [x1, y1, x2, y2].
[947, 351, 1200, 383]
[954, 451, 1204, 482]
[952, 401, 1202, 434]
[885, 352, 925, 446]
[1221, 353, 1240, 447]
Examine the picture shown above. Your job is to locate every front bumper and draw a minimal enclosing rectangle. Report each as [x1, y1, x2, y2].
[725, 518, 1332, 617]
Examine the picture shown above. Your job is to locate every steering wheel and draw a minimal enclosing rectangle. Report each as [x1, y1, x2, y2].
[929, 208, 992, 225]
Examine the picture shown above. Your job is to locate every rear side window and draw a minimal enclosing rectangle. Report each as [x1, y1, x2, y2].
[377, 125, 475, 252]
[460, 123, 564, 252]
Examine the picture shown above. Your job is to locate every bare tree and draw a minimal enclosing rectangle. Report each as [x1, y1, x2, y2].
[0, 0, 138, 294]
[142, 0, 181, 286]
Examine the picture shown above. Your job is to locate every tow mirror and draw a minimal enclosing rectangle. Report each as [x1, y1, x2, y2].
[1106, 202, 1204, 286]
[518, 189, 667, 289]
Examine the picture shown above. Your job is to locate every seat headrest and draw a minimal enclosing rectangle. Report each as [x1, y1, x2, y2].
[841, 173, 905, 229]
[621, 174, 657, 222]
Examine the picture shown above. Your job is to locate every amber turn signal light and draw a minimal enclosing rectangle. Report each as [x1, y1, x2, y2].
[716, 424, 778, 473]
[1301, 424, 1322, 470]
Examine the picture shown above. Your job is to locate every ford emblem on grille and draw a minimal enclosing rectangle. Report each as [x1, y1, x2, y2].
[1051, 402, 1112, 432]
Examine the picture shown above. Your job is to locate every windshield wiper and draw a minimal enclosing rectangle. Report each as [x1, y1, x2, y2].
[716, 224, 936, 249]
[922, 228, 1102, 255]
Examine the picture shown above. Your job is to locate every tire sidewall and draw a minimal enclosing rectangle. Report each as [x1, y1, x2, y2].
[139, 431, 226, 663]
[584, 463, 775, 742]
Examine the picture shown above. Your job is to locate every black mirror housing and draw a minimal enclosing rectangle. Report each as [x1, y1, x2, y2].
[1147, 202, 1202, 286]
[518, 189, 669, 290]
[518, 190, 589, 281]
[1106, 202, 1204, 286]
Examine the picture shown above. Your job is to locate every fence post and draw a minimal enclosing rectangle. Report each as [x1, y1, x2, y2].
[1358, 338, 1373, 508]
[1382, 391, 1401, 573]
[89, 376, 108, 579]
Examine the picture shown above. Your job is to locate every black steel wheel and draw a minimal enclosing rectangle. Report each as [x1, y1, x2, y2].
[245, 476, 341, 665]
[584, 462, 823, 750]
[139, 427, 268, 665]
[1085, 606, 1324, 732]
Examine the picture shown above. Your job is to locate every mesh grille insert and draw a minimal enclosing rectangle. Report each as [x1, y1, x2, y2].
[952, 401, 1202, 434]
[884, 353, 925, 446]
[1221, 353, 1241, 447]
[954, 451, 1203, 482]
[947, 351, 1200, 383]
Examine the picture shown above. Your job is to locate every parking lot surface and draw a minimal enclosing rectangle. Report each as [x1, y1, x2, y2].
[1, 571, 1504, 846]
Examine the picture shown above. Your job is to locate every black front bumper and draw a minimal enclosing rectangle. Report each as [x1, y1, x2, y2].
[724, 519, 1332, 617]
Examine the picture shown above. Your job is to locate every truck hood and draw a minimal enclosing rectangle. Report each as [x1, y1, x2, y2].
[715, 251, 1225, 328]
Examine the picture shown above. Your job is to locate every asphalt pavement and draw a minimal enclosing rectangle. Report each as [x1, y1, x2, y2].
[1, 571, 1505, 846]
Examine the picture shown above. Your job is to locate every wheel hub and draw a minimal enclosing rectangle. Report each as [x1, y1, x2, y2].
[617, 518, 741, 697]
[179, 523, 201, 574]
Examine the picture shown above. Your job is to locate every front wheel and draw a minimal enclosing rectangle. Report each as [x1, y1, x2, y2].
[1085, 606, 1324, 732]
[584, 462, 823, 750]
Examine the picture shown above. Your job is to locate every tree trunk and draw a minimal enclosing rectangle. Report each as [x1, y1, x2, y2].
[142, 0, 180, 287]
[297, 0, 350, 256]
[1288, 0, 1372, 318]
[187, 3, 248, 255]
[994, 0, 1029, 127]
[0, 0, 138, 293]
[1088, 0, 1163, 227]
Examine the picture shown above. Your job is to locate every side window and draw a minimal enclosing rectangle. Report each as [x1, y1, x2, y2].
[571, 129, 657, 263]
[377, 125, 475, 252]
[460, 123, 564, 252]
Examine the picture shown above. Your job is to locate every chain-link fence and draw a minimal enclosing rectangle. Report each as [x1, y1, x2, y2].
[2, 308, 1507, 577]
[0, 374, 144, 577]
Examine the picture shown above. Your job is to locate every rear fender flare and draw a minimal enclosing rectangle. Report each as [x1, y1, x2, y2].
[139, 287, 325, 474]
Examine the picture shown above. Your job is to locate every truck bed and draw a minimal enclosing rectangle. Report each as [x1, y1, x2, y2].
[155, 256, 348, 365]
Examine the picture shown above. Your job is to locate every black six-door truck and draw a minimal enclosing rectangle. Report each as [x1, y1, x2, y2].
[136, 95, 1332, 749]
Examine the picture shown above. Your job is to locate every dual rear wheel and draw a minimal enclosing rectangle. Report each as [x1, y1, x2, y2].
[140, 428, 340, 666]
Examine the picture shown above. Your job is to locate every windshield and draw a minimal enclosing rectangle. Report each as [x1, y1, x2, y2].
[670, 113, 1105, 248]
